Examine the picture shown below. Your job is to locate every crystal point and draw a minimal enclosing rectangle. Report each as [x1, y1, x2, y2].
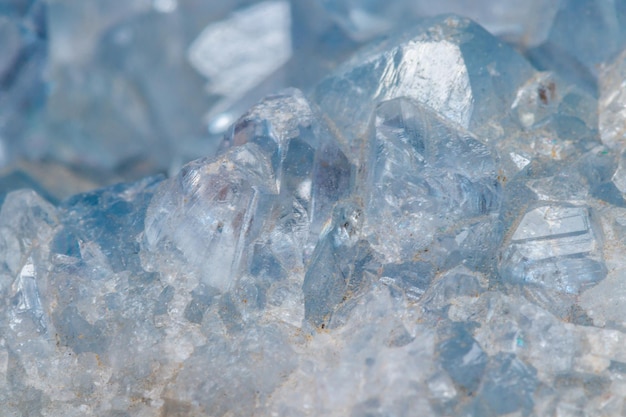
[303, 201, 378, 329]
[313, 15, 535, 149]
[4, 3, 626, 416]
[143, 144, 275, 292]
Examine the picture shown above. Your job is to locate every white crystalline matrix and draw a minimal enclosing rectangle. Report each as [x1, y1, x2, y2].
[2, 1, 626, 416]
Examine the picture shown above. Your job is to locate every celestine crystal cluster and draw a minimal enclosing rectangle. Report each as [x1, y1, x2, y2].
[3, 0, 626, 416]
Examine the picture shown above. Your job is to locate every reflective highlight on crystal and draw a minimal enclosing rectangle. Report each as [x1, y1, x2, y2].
[3, 2, 626, 417]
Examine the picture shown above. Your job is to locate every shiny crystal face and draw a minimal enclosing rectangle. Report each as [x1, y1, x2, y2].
[4, 1, 626, 416]
[500, 204, 606, 293]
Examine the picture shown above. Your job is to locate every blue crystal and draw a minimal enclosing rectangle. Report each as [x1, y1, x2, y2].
[303, 201, 377, 328]
[500, 204, 606, 293]
[53, 306, 108, 355]
[221, 88, 353, 241]
[437, 325, 488, 393]
[142, 143, 276, 292]
[313, 15, 535, 149]
[473, 353, 538, 416]
[4, 2, 626, 416]
[364, 97, 500, 263]
[57, 176, 163, 272]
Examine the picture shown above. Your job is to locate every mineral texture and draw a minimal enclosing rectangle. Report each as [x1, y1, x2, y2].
[3, 1, 626, 416]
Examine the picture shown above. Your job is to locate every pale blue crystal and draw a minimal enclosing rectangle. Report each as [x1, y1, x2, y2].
[221, 88, 353, 243]
[142, 144, 276, 292]
[303, 201, 377, 328]
[420, 266, 486, 314]
[437, 325, 488, 393]
[500, 204, 606, 293]
[4, 3, 626, 417]
[0, 189, 57, 282]
[313, 15, 535, 151]
[364, 97, 500, 263]
[472, 353, 538, 416]
[53, 175, 164, 273]
[380, 261, 435, 302]
[599, 48, 626, 150]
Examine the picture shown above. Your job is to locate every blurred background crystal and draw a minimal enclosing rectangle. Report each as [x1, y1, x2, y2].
[3, 0, 626, 416]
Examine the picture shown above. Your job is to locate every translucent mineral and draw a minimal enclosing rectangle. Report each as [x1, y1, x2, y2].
[500, 204, 606, 293]
[303, 200, 377, 329]
[312, 15, 535, 153]
[599, 48, 626, 150]
[5, 2, 626, 417]
[220, 88, 353, 244]
[142, 144, 276, 292]
[364, 97, 500, 264]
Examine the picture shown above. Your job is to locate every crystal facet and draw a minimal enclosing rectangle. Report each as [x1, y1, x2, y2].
[4, 2, 626, 416]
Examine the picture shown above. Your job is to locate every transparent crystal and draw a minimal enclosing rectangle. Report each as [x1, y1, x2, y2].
[364, 97, 500, 263]
[420, 266, 487, 313]
[500, 204, 606, 293]
[142, 144, 275, 292]
[437, 325, 488, 393]
[498, 69, 600, 180]
[221, 88, 353, 243]
[612, 150, 626, 194]
[4, 3, 626, 416]
[303, 201, 377, 329]
[312, 15, 535, 152]
[0, 189, 57, 280]
[471, 353, 538, 416]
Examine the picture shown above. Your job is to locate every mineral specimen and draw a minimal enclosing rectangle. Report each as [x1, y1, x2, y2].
[4, 1, 626, 416]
